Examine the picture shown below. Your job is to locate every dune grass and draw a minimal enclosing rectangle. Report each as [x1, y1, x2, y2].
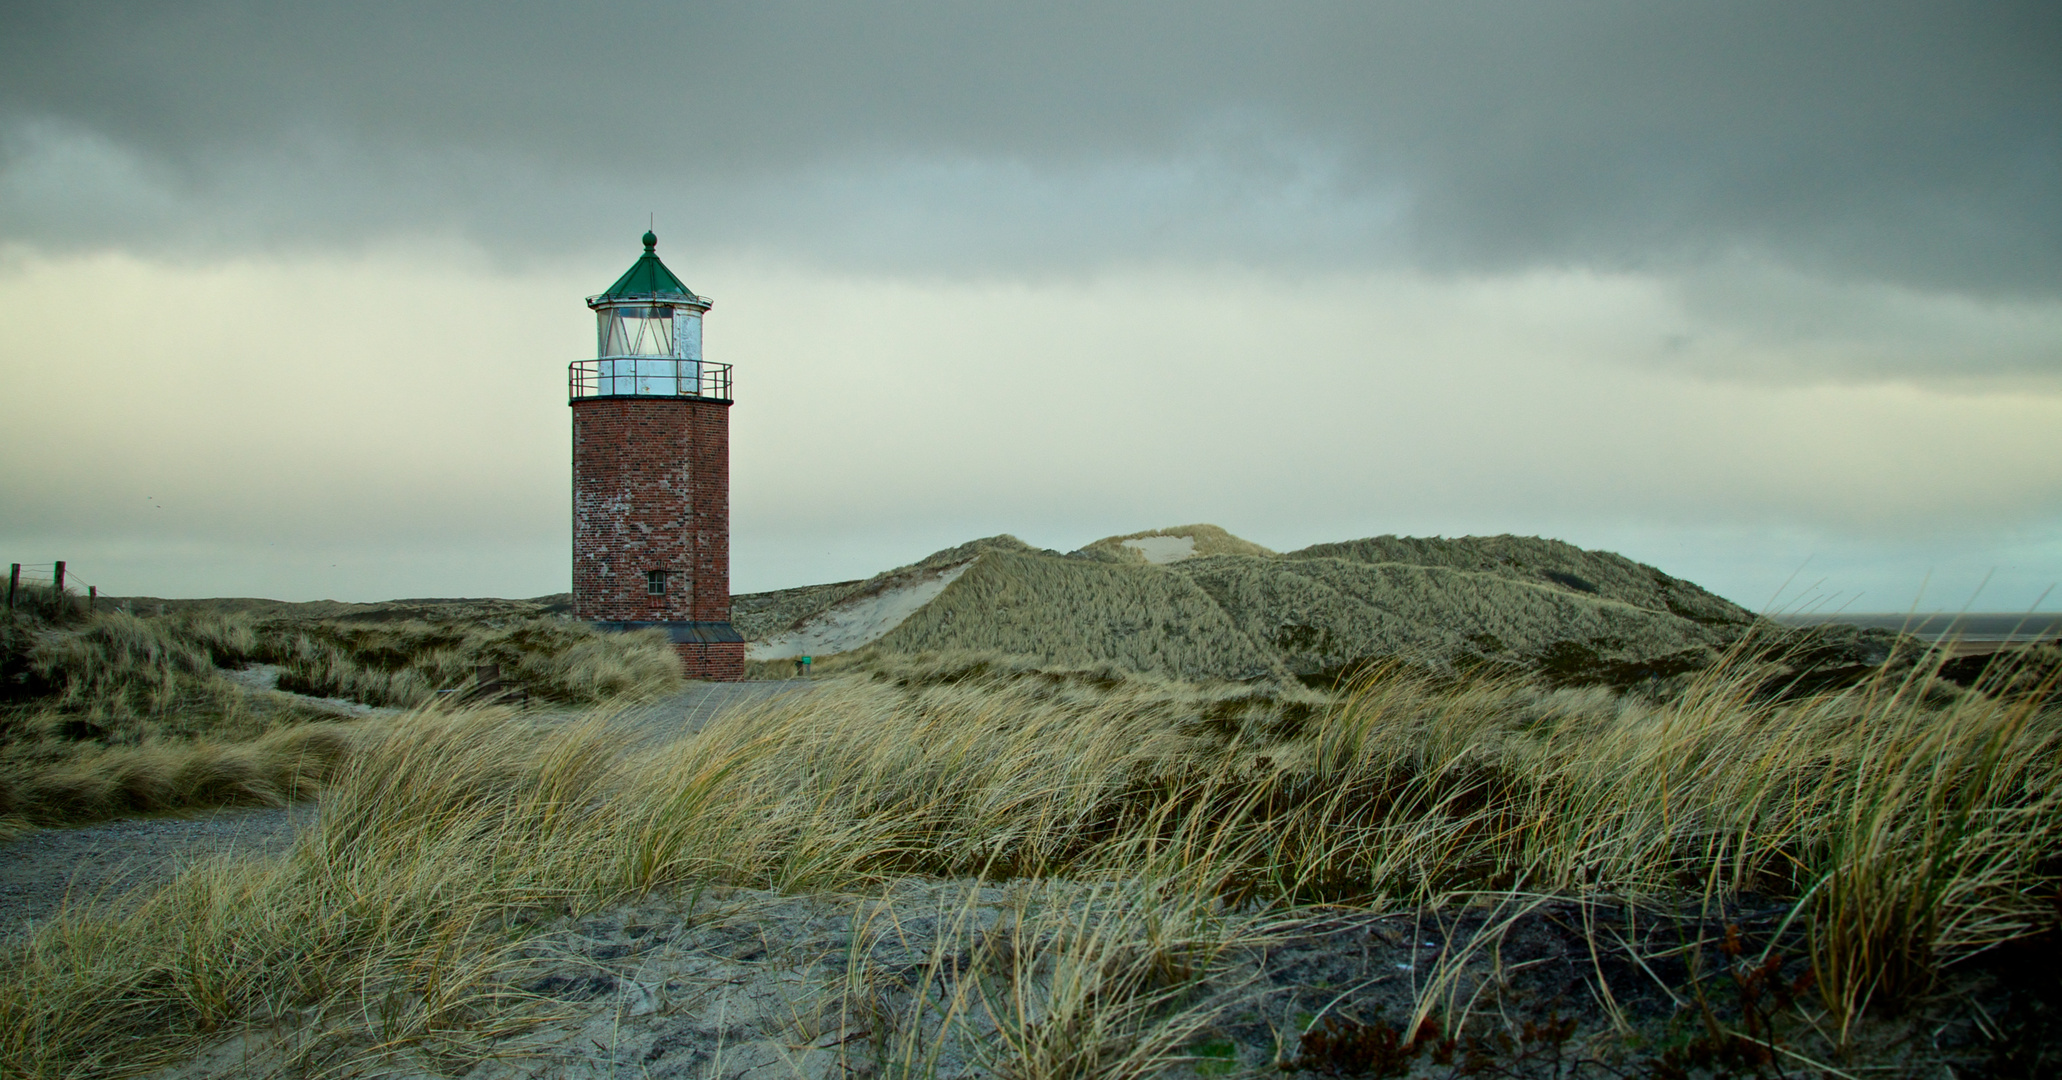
[874, 550, 1284, 680]
[735, 531, 1764, 685]
[1284, 533, 1752, 627]
[3, 602, 271, 738]
[0, 597, 683, 833]
[0, 634, 2054, 1075]
[0, 724, 360, 841]
[0, 600, 341, 835]
[264, 618, 682, 708]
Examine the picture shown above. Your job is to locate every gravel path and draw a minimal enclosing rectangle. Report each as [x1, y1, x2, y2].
[0, 682, 811, 942]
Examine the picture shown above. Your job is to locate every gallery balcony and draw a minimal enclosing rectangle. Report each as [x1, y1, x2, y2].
[568, 358, 733, 403]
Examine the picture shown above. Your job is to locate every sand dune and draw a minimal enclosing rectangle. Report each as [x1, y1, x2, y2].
[734, 525, 1757, 682]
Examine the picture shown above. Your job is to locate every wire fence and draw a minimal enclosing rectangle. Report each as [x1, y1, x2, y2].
[6, 560, 112, 617]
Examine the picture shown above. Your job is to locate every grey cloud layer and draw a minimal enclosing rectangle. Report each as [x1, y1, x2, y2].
[3, 1, 2058, 298]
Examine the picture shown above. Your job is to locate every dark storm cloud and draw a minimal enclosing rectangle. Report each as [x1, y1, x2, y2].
[3, 1, 2058, 296]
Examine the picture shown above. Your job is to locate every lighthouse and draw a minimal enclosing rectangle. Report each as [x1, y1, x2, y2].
[569, 231, 744, 680]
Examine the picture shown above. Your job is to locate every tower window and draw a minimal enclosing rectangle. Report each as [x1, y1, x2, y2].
[646, 570, 667, 595]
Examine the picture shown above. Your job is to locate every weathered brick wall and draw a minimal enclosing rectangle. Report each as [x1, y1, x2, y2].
[571, 397, 732, 627]
[676, 641, 745, 681]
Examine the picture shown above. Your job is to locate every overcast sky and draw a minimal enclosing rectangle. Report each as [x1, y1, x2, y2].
[2, 1, 2058, 612]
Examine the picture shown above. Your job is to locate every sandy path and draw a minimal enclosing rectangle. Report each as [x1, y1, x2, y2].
[0, 682, 810, 942]
[0, 802, 321, 942]
[610, 680, 807, 741]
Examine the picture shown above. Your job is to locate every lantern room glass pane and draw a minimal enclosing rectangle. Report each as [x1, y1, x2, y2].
[598, 305, 677, 357]
[597, 357, 695, 396]
[672, 311, 703, 361]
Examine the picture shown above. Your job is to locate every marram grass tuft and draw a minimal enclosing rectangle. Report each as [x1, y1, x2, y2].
[0, 637, 2054, 1075]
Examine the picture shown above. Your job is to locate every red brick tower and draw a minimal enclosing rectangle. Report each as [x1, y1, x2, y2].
[569, 231, 744, 680]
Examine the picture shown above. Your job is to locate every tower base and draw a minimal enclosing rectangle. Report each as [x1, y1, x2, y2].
[591, 621, 747, 683]
[675, 641, 745, 682]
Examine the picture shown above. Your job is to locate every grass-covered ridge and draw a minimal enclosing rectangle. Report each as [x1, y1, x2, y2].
[876, 548, 1282, 680]
[740, 527, 1772, 684]
[0, 588, 682, 832]
[265, 617, 681, 708]
[2, 638, 2055, 1076]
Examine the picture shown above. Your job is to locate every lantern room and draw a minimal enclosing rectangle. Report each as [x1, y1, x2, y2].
[568, 228, 744, 680]
[570, 231, 730, 401]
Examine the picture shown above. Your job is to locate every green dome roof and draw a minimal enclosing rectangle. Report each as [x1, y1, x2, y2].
[596, 231, 700, 302]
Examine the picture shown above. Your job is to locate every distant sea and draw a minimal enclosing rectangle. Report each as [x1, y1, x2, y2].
[1771, 613, 2062, 643]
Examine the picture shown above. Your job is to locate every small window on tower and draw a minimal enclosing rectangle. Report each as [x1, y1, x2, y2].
[646, 570, 667, 595]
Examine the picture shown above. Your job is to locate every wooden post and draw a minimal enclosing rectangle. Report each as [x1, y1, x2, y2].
[6, 564, 17, 611]
[52, 561, 65, 617]
[88, 586, 97, 612]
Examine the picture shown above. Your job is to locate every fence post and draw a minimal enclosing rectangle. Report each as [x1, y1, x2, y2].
[89, 585, 97, 612]
[53, 561, 66, 617]
[6, 564, 17, 611]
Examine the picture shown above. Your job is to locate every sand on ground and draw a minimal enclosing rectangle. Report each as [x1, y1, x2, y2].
[749, 560, 975, 661]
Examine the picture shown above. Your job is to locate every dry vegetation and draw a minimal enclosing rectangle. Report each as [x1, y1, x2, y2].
[739, 531, 1766, 686]
[0, 588, 682, 834]
[267, 618, 681, 708]
[869, 543, 1749, 685]
[2, 632, 2056, 1076]
[876, 550, 1283, 680]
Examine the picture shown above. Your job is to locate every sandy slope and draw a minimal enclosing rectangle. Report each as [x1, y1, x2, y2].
[748, 560, 976, 661]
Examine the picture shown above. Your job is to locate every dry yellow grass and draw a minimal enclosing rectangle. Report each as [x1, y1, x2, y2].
[265, 618, 682, 708]
[0, 599, 682, 830]
[5, 608, 269, 737]
[0, 724, 358, 839]
[0, 636, 2052, 1075]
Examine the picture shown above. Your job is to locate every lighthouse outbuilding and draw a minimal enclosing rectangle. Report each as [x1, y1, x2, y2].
[569, 231, 744, 680]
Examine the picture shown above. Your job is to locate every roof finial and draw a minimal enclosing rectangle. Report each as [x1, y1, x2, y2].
[642, 227, 657, 252]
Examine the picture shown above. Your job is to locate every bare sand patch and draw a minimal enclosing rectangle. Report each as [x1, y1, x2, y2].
[749, 560, 975, 661]
[1122, 534, 1198, 564]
